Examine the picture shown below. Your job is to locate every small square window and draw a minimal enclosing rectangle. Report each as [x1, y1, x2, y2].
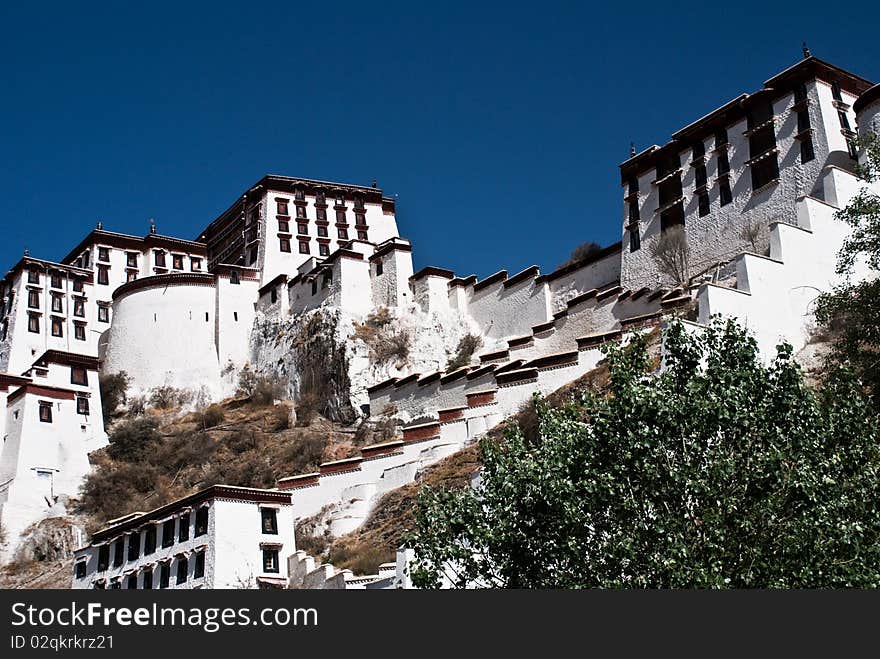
[51, 318, 63, 337]
[278, 220, 289, 233]
[172, 255, 184, 270]
[195, 506, 209, 536]
[317, 225, 328, 237]
[28, 290, 40, 309]
[261, 508, 278, 534]
[337, 228, 348, 240]
[28, 314, 40, 333]
[336, 210, 346, 223]
[74, 561, 87, 579]
[179, 513, 190, 542]
[176, 557, 188, 584]
[126, 270, 137, 283]
[295, 188, 305, 201]
[355, 212, 366, 225]
[296, 205, 306, 219]
[97, 265, 109, 286]
[263, 549, 280, 573]
[375, 261, 383, 276]
[50, 274, 62, 289]
[319, 243, 330, 257]
[73, 299, 85, 317]
[98, 247, 110, 262]
[280, 239, 292, 253]
[154, 251, 166, 268]
[277, 199, 289, 215]
[357, 230, 368, 241]
[77, 397, 90, 415]
[126, 253, 138, 268]
[297, 224, 308, 235]
[71, 366, 88, 385]
[230, 270, 240, 285]
[74, 324, 86, 341]
[316, 191, 326, 205]
[316, 209, 327, 222]
[73, 279, 84, 293]
[191, 258, 202, 271]
[28, 270, 40, 285]
[97, 545, 109, 571]
[39, 402, 53, 423]
[97, 305, 110, 323]
[51, 295, 63, 313]
[298, 241, 310, 255]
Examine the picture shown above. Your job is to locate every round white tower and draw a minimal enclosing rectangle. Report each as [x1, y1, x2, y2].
[855, 83, 880, 149]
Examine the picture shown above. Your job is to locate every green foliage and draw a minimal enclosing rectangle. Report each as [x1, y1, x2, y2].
[408, 319, 880, 588]
[447, 334, 483, 371]
[815, 133, 880, 407]
[99, 371, 129, 422]
[148, 385, 192, 410]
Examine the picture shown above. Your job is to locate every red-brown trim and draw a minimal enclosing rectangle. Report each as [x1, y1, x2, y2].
[402, 422, 441, 443]
[366, 377, 398, 394]
[411, 266, 455, 281]
[466, 390, 496, 407]
[8, 384, 77, 403]
[566, 289, 598, 309]
[394, 373, 420, 388]
[112, 273, 215, 301]
[319, 457, 363, 476]
[503, 265, 540, 289]
[369, 240, 412, 262]
[417, 372, 442, 387]
[576, 329, 623, 350]
[479, 349, 509, 363]
[472, 270, 508, 293]
[258, 274, 288, 297]
[439, 367, 470, 384]
[361, 440, 405, 460]
[535, 244, 622, 284]
[32, 350, 100, 371]
[523, 351, 579, 370]
[496, 368, 539, 386]
[438, 407, 466, 423]
[448, 275, 477, 288]
[506, 335, 533, 349]
[276, 473, 320, 490]
[466, 364, 496, 380]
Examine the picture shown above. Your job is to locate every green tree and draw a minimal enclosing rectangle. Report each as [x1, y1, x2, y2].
[408, 319, 880, 588]
[815, 133, 880, 407]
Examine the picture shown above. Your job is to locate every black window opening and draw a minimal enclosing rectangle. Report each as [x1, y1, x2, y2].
[127, 575, 138, 590]
[751, 155, 780, 191]
[695, 164, 708, 189]
[142, 569, 153, 589]
[719, 180, 733, 207]
[176, 557, 188, 584]
[832, 81, 843, 102]
[144, 526, 157, 555]
[160, 563, 170, 589]
[629, 226, 641, 252]
[93, 582, 105, 590]
[110, 580, 121, 590]
[717, 152, 731, 176]
[230, 270, 240, 285]
[39, 402, 53, 423]
[801, 138, 816, 164]
[698, 192, 710, 217]
[74, 561, 87, 579]
[270, 288, 278, 304]
[162, 519, 175, 548]
[179, 513, 190, 542]
[261, 508, 279, 535]
[71, 366, 88, 386]
[128, 532, 140, 561]
[375, 261, 383, 276]
[847, 139, 859, 160]
[113, 538, 125, 567]
[194, 551, 205, 579]
[628, 199, 640, 224]
[656, 152, 681, 180]
[660, 202, 685, 232]
[263, 549, 280, 573]
[714, 127, 728, 149]
[692, 140, 706, 160]
[97, 545, 110, 572]
[195, 506, 209, 536]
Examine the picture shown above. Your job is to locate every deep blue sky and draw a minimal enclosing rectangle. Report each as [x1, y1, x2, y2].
[1, 2, 877, 278]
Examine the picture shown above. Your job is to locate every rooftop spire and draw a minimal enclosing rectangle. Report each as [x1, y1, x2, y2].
[803, 42, 811, 59]
[96, 220, 103, 230]
[630, 142, 637, 157]
[23, 247, 29, 257]
[149, 218, 156, 235]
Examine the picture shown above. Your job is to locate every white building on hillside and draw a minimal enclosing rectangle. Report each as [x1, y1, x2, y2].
[72, 485, 295, 589]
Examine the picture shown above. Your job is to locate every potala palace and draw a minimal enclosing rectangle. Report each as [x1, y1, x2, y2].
[1, 54, 878, 588]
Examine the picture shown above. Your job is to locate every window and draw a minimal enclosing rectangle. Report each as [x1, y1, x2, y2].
[97, 545, 110, 571]
[295, 188, 305, 201]
[837, 110, 851, 131]
[692, 141, 706, 160]
[127, 575, 138, 590]
[77, 397, 90, 415]
[337, 227, 349, 240]
[128, 533, 140, 561]
[832, 81, 843, 102]
[0, 321, 6, 341]
[230, 270, 240, 285]
[271, 288, 278, 304]
[311, 280, 318, 296]
[280, 239, 292, 253]
[73, 279, 83, 293]
[50, 273, 62, 289]
[719, 179, 733, 206]
[296, 205, 306, 219]
[751, 156, 779, 190]
[714, 128, 728, 149]
[354, 195, 365, 210]
[794, 83, 808, 104]
[28, 289, 40, 309]
[74, 561, 87, 579]
[357, 230, 368, 241]
[144, 526, 156, 554]
[160, 563, 170, 589]
[297, 223, 308, 235]
[660, 203, 685, 232]
[316, 208, 327, 222]
[126, 270, 137, 283]
[179, 513, 190, 542]
[161, 519, 175, 548]
[375, 261, 383, 276]
[194, 551, 205, 579]
[316, 190, 326, 205]
[51, 317, 63, 337]
[71, 366, 88, 385]
[718, 152, 730, 176]
[335, 194, 345, 206]
[195, 507, 209, 536]
[355, 212, 366, 226]
[113, 538, 125, 567]
[627, 200, 639, 224]
[278, 219, 289, 233]
[142, 568, 153, 589]
[277, 199, 289, 215]
[319, 243, 330, 257]
[801, 138, 816, 164]
[97, 265, 109, 286]
[98, 247, 110, 262]
[98, 305, 109, 323]
[74, 323, 85, 341]
[847, 139, 859, 160]
[298, 241, 309, 255]
[172, 254, 184, 270]
[28, 314, 40, 333]
[263, 549, 280, 573]
[261, 508, 278, 534]
[176, 557, 188, 584]
[126, 253, 138, 268]
[191, 258, 202, 271]
[336, 210, 346, 223]
[317, 225, 328, 237]
[110, 580, 121, 590]
[73, 298, 85, 317]
[797, 109, 811, 134]
[154, 251, 166, 268]
[698, 192, 710, 217]
[28, 270, 40, 284]
[82, 251, 91, 268]
[629, 227, 641, 252]
[695, 165, 708, 188]
[51, 294, 62, 313]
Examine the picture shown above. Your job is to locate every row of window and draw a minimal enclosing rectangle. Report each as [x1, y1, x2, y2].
[82, 550, 207, 589]
[278, 191, 366, 212]
[280, 237, 364, 256]
[38, 396, 91, 421]
[27, 304, 109, 334]
[26, 270, 86, 292]
[27, 291, 87, 316]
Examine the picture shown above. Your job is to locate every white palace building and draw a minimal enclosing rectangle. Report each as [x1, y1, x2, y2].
[0, 54, 878, 586]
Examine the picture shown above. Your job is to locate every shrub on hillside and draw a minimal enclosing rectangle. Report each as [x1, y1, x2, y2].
[353, 307, 411, 366]
[447, 334, 483, 371]
[99, 371, 130, 421]
[105, 417, 163, 463]
[198, 404, 225, 429]
[148, 385, 192, 410]
[557, 241, 602, 270]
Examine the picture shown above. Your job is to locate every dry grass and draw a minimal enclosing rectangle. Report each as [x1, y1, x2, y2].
[353, 307, 411, 366]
